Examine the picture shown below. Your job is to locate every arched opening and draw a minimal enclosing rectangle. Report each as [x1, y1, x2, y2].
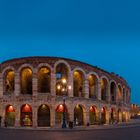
[88, 75, 98, 99]
[38, 67, 51, 93]
[110, 108, 116, 124]
[5, 105, 15, 126]
[73, 71, 84, 97]
[89, 106, 98, 125]
[38, 104, 50, 127]
[56, 63, 69, 96]
[74, 104, 84, 126]
[20, 68, 32, 95]
[55, 104, 69, 126]
[101, 78, 108, 101]
[122, 111, 126, 122]
[117, 109, 122, 122]
[4, 70, 15, 94]
[118, 85, 122, 102]
[101, 107, 106, 124]
[20, 104, 32, 127]
[110, 82, 116, 102]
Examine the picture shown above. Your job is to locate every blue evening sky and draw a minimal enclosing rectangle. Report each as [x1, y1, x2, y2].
[0, 0, 140, 104]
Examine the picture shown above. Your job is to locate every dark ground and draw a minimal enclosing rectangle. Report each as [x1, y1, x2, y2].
[0, 126, 140, 140]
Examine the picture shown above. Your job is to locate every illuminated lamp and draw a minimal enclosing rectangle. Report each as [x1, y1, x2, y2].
[7, 105, 15, 112]
[22, 104, 32, 112]
[57, 85, 61, 90]
[62, 78, 67, 84]
[90, 106, 95, 112]
[56, 104, 64, 113]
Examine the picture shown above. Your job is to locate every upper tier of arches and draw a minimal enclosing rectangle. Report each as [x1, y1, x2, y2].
[1, 57, 130, 104]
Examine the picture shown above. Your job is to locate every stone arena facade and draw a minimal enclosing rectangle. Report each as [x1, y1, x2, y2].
[0, 57, 131, 128]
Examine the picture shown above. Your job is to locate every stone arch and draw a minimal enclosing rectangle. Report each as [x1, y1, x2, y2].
[100, 106, 108, 124]
[37, 104, 50, 127]
[2, 66, 16, 76]
[37, 63, 53, 72]
[5, 105, 16, 126]
[117, 108, 122, 122]
[110, 80, 117, 102]
[87, 72, 100, 80]
[20, 104, 32, 127]
[100, 76, 109, 101]
[73, 68, 86, 97]
[117, 84, 123, 101]
[89, 105, 98, 125]
[72, 67, 86, 78]
[55, 62, 70, 96]
[37, 66, 51, 93]
[54, 60, 71, 73]
[18, 64, 34, 73]
[3, 68, 15, 94]
[55, 103, 69, 126]
[74, 104, 86, 126]
[110, 107, 116, 123]
[122, 110, 127, 122]
[87, 73, 99, 99]
[20, 67, 33, 95]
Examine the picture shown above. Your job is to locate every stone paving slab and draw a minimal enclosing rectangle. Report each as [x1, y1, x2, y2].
[2, 119, 140, 132]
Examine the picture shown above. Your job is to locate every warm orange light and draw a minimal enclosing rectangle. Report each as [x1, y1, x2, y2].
[90, 106, 95, 112]
[57, 84, 61, 90]
[56, 104, 64, 112]
[62, 88, 65, 92]
[7, 105, 15, 112]
[22, 104, 32, 112]
[62, 78, 67, 84]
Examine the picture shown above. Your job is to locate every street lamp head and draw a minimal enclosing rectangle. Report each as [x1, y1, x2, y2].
[57, 84, 61, 90]
[62, 78, 67, 84]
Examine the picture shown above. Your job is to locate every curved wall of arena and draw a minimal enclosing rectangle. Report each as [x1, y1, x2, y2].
[0, 57, 131, 127]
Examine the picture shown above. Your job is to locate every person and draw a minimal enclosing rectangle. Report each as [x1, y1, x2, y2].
[4, 119, 7, 127]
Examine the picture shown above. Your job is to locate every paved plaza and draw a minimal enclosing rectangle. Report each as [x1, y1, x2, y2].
[0, 123, 140, 140]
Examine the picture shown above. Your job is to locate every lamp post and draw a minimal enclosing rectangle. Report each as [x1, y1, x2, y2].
[59, 78, 71, 128]
[62, 96, 66, 128]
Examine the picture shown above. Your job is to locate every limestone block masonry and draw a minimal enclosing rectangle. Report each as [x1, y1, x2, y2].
[0, 56, 131, 128]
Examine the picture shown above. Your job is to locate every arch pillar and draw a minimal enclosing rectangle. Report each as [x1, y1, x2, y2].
[50, 106, 55, 127]
[106, 109, 109, 124]
[32, 106, 37, 128]
[106, 86, 111, 103]
[84, 79, 89, 99]
[97, 82, 101, 100]
[0, 74, 3, 97]
[69, 106, 74, 122]
[14, 72, 20, 96]
[32, 69, 38, 96]
[85, 110, 89, 125]
[98, 111, 102, 124]
[51, 70, 56, 96]
[15, 106, 20, 127]
[68, 72, 73, 97]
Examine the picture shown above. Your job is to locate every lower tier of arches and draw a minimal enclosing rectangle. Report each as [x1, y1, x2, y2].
[0, 102, 130, 128]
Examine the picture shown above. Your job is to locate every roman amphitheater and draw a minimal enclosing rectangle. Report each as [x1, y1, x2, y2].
[0, 57, 131, 128]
